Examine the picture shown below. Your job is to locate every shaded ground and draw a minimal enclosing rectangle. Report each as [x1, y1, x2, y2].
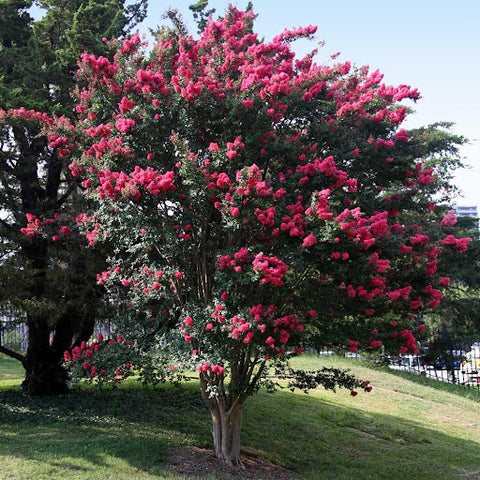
[167, 447, 297, 480]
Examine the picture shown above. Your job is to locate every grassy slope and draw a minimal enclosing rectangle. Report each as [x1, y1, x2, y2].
[0, 355, 479, 480]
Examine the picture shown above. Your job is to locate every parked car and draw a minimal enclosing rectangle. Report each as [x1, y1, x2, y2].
[433, 357, 461, 370]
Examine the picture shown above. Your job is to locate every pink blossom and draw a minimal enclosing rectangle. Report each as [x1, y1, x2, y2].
[216, 172, 231, 188]
[395, 129, 409, 142]
[302, 233, 318, 248]
[211, 365, 225, 375]
[409, 299, 423, 310]
[243, 332, 254, 343]
[119, 96, 135, 113]
[115, 118, 135, 133]
[347, 339, 359, 352]
[252, 253, 288, 286]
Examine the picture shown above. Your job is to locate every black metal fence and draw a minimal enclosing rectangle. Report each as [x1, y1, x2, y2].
[387, 341, 480, 393]
[0, 314, 28, 352]
[0, 316, 116, 354]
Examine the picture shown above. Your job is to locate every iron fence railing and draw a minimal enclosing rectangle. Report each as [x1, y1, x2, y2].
[387, 344, 480, 392]
[0, 314, 28, 353]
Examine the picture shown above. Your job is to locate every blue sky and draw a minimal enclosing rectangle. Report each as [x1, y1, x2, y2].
[137, 0, 480, 208]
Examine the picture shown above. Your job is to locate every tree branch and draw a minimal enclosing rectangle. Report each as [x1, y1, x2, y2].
[0, 344, 26, 365]
[56, 180, 79, 208]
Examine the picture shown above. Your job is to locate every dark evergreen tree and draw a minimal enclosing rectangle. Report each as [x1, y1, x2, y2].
[0, 0, 148, 394]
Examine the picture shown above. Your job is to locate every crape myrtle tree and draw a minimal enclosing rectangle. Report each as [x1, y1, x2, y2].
[42, 6, 469, 464]
[0, 0, 148, 395]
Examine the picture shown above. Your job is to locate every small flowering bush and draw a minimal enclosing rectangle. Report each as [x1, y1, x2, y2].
[64, 332, 183, 387]
[25, 5, 468, 466]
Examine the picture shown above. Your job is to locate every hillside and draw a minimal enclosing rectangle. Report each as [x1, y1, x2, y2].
[0, 355, 479, 480]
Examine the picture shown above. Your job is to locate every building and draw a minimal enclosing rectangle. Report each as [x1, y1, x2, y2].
[453, 204, 478, 219]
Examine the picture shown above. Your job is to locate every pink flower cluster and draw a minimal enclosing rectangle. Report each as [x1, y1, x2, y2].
[440, 210, 457, 227]
[64, 333, 132, 381]
[252, 253, 288, 286]
[218, 247, 250, 271]
[439, 235, 471, 253]
[198, 362, 225, 375]
[95, 167, 175, 200]
[21, 213, 78, 242]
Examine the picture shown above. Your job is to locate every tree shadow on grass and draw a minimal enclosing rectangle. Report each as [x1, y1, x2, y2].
[0, 383, 479, 480]
[0, 384, 209, 479]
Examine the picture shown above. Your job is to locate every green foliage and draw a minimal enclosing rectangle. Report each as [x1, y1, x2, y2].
[426, 213, 480, 341]
[66, 334, 184, 388]
[189, 0, 215, 34]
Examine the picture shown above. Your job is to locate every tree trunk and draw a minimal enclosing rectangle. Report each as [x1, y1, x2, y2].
[209, 400, 245, 466]
[21, 307, 95, 396]
[21, 311, 69, 395]
[22, 347, 69, 396]
[199, 358, 265, 467]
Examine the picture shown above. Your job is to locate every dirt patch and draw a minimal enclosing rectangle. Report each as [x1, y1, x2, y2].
[166, 446, 298, 480]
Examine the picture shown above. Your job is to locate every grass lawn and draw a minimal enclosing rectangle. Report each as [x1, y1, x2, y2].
[1, 354, 479, 479]
[0, 355, 24, 382]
